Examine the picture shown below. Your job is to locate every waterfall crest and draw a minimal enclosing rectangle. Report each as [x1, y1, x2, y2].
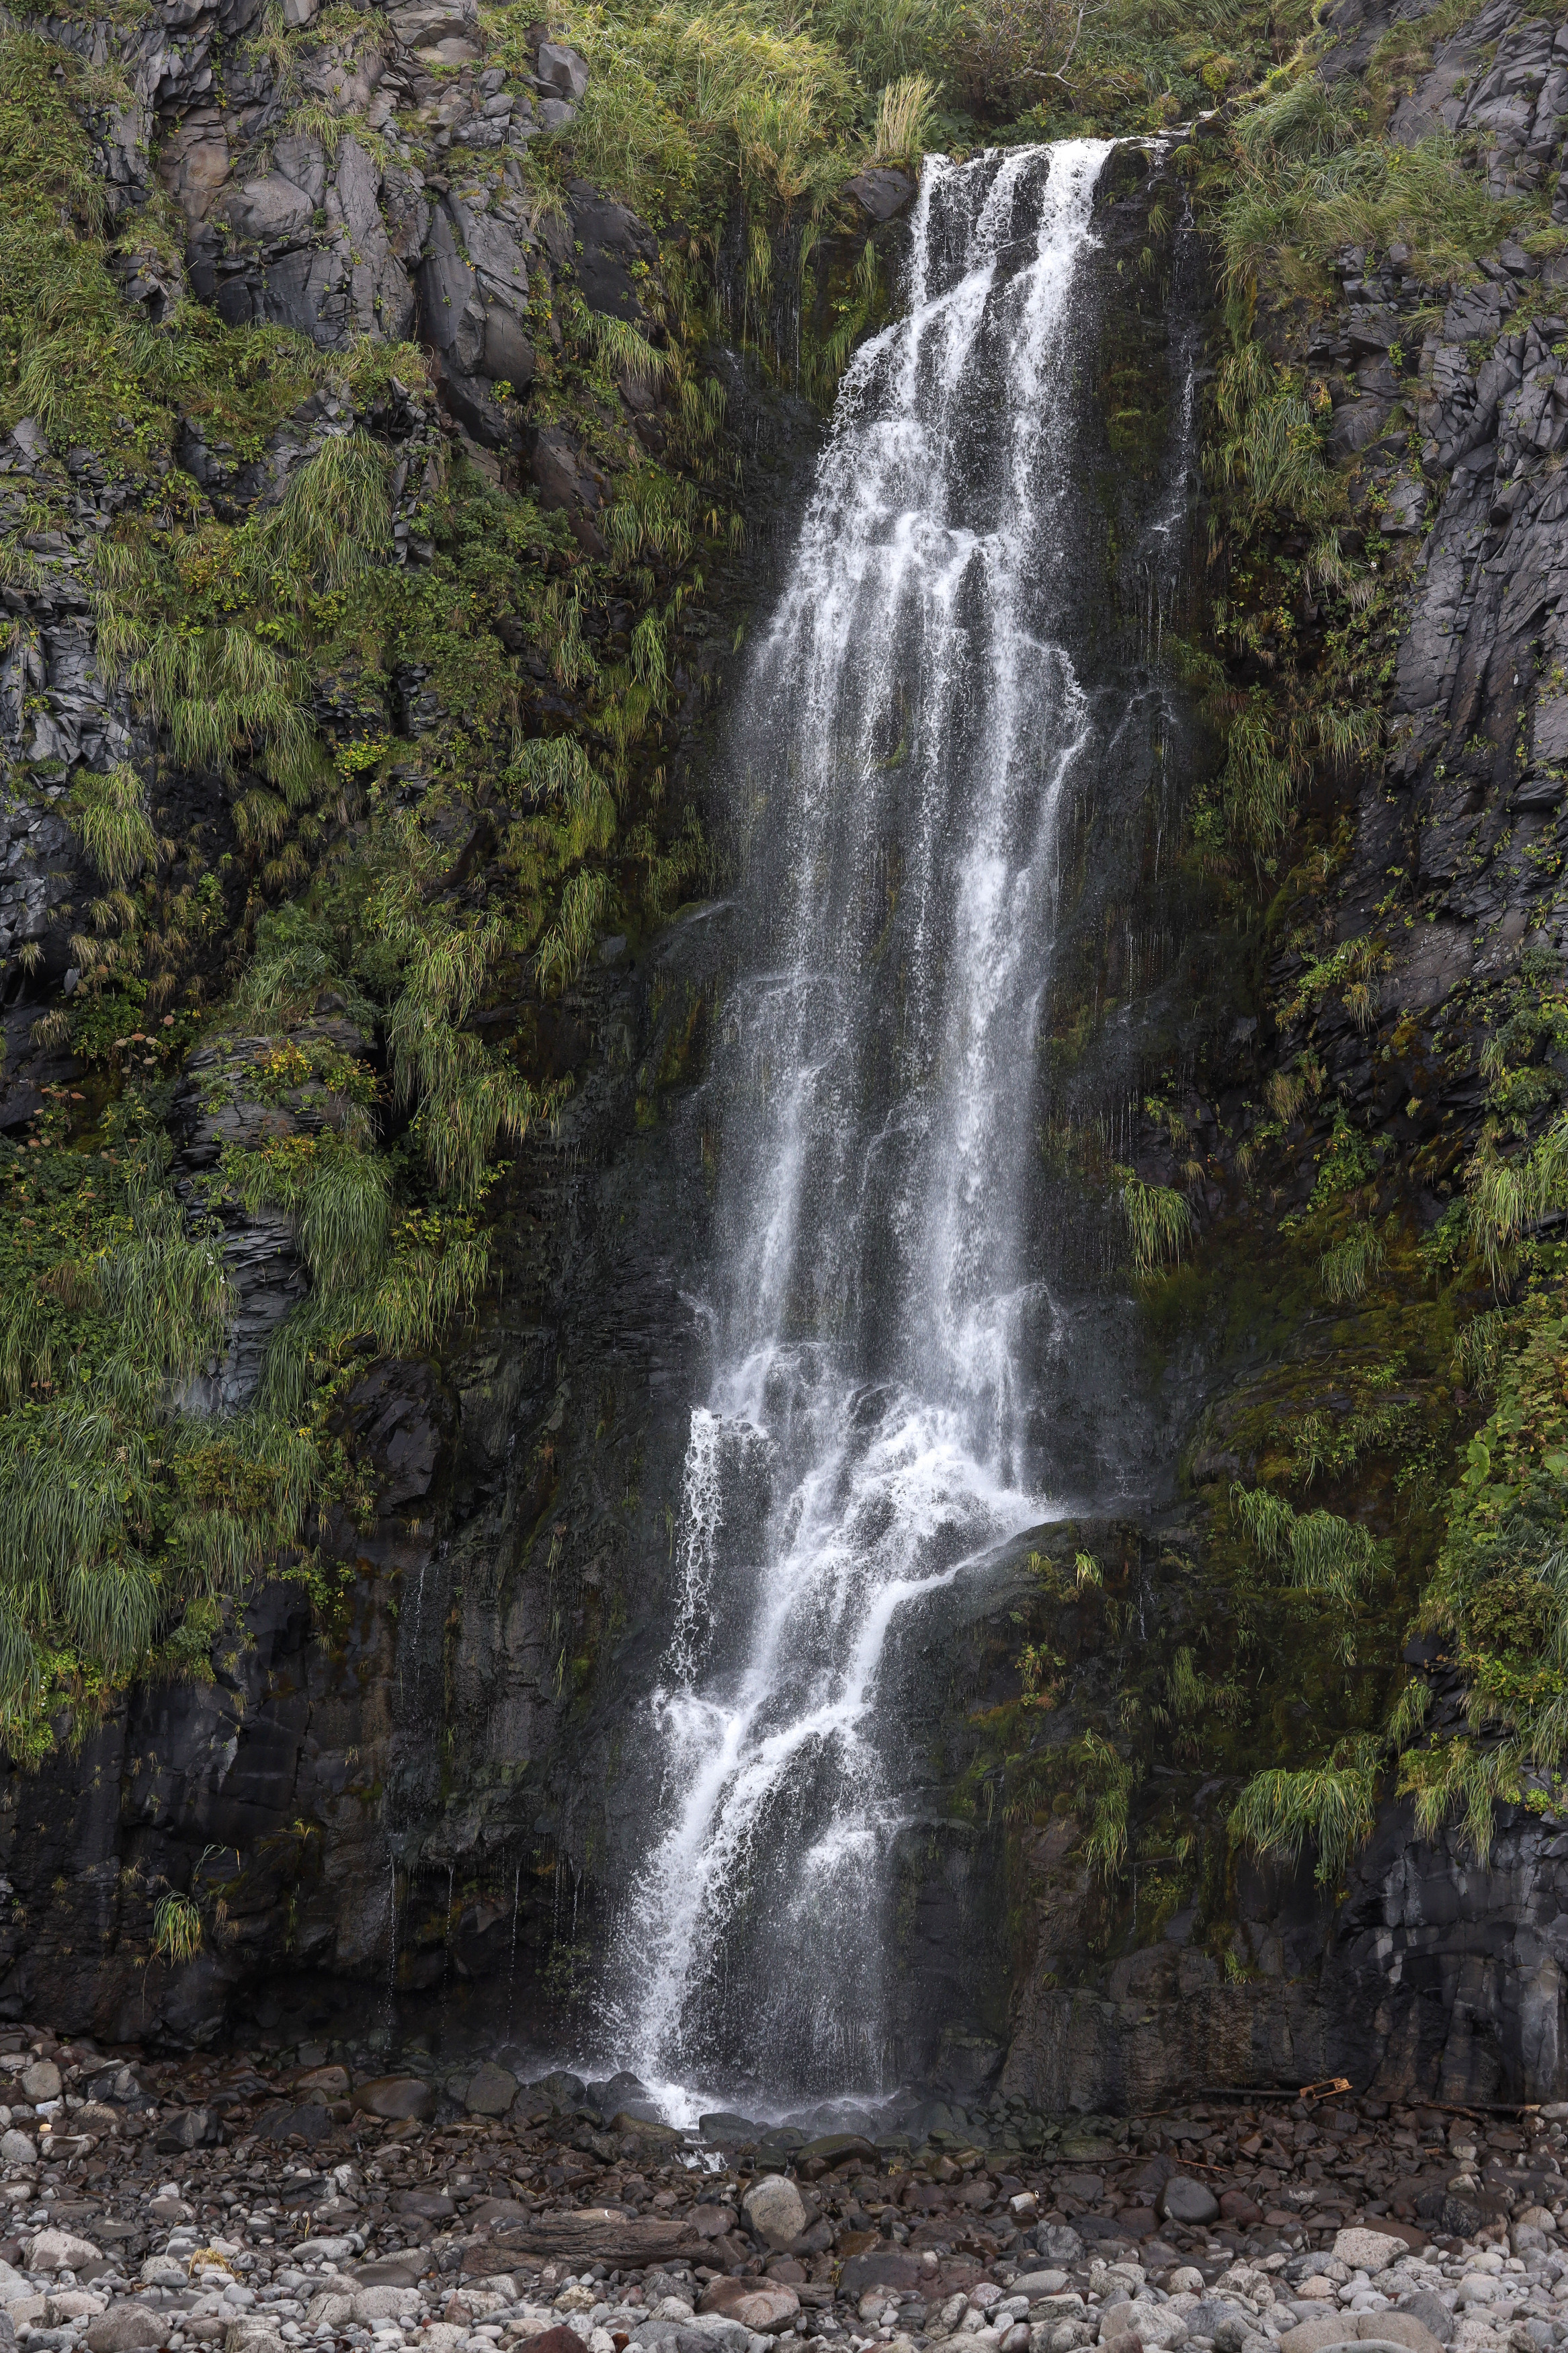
[610, 138, 1128, 2114]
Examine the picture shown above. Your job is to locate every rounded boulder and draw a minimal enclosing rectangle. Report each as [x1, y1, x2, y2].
[85, 2309, 167, 2353]
[722, 2287, 800, 2336]
[464, 2062, 518, 2117]
[1157, 2176, 1219, 2226]
[1331, 2231, 1407, 2276]
[740, 2174, 807, 2250]
[351, 2289, 421, 2324]
[28, 2233, 100, 2274]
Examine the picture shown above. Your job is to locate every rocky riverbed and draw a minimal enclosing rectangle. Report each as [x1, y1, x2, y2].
[0, 2032, 1562, 2353]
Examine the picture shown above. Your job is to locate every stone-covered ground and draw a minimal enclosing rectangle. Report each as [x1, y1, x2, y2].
[0, 2038, 1559, 2353]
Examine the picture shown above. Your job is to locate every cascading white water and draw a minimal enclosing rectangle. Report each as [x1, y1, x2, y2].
[609, 138, 1120, 2115]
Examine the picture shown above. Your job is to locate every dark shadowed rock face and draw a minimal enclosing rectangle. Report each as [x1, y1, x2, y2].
[1004, 1771, 1568, 2111]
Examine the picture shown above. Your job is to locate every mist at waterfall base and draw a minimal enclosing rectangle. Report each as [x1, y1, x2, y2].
[529, 138, 1196, 2133]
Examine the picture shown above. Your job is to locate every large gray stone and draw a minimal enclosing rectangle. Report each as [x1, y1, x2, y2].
[271, 134, 327, 204]
[567, 182, 657, 318]
[841, 165, 915, 219]
[441, 367, 514, 452]
[1036, 2227, 1085, 2263]
[741, 2173, 806, 2249]
[85, 2309, 167, 2353]
[1157, 2176, 1219, 2225]
[1331, 2231, 1405, 2275]
[388, 0, 474, 41]
[1395, 2297, 1452, 2346]
[535, 40, 588, 99]
[349, 2076, 435, 2121]
[481, 304, 535, 388]
[334, 135, 415, 340]
[350, 2290, 421, 2325]
[27, 2229, 95, 2272]
[464, 2061, 518, 2116]
[419, 206, 477, 352]
[261, 245, 349, 345]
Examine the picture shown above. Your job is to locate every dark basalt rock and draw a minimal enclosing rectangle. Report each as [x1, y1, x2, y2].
[841, 165, 917, 221]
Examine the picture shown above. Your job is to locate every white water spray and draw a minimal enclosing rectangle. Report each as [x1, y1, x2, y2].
[609, 139, 1118, 2112]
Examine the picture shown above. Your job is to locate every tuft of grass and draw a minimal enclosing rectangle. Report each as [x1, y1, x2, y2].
[257, 428, 393, 596]
[1212, 333, 1339, 529]
[1464, 1115, 1568, 1285]
[536, 868, 613, 996]
[519, 0, 858, 235]
[1216, 695, 1294, 857]
[867, 71, 936, 161]
[1223, 64, 1534, 297]
[1117, 1167, 1194, 1274]
[152, 1891, 203, 1963]
[1320, 1219, 1387, 1302]
[1233, 1480, 1382, 1607]
[65, 766, 160, 890]
[1229, 1734, 1380, 1886]
[581, 307, 676, 390]
[1073, 1729, 1135, 1882]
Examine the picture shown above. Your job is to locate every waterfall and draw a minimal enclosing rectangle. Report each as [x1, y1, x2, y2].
[608, 136, 1147, 2114]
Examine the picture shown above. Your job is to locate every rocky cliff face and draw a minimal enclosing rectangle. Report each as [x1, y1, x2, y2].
[0, 0, 876, 2046]
[987, 0, 1568, 2118]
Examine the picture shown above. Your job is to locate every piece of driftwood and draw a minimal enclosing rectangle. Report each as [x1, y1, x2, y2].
[491, 2210, 712, 2265]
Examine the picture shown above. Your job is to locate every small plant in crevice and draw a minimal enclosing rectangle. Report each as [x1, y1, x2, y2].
[1228, 1732, 1381, 1886]
[1116, 1166, 1194, 1274]
[1319, 1218, 1387, 1302]
[151, 1890, 203, 1964]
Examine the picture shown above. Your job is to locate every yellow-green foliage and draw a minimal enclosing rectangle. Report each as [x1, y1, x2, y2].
[94, 430, 394, 802]
[0, 1125, 327, 1757]
[1408, 1291, 1568, 1834]
[1320, 1218, 1387, 1302]
[1211, 331, 1339, 530]
[1467, 1113, 1568, 1286]
[0, 26, 357, 459]
[65, 766, 159, 888]
[1233, 1481, 1382, 1604]
[1222, 65, 1536, 296]
[152, 1890, 203, 1963]
[516, 0, 862, 231]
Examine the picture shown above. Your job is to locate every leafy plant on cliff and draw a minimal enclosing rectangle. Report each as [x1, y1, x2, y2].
[1221, 65, 1533, 296]
[1320, 1219, 1387, 1302]
[1228, 1732, 1380, 1885]
[151, 1890, 204, 1964]
[0, 1122, 337, 1757]
[1232, 1478, 1383, 1622]
[1117, 1166, 1194, 1273]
